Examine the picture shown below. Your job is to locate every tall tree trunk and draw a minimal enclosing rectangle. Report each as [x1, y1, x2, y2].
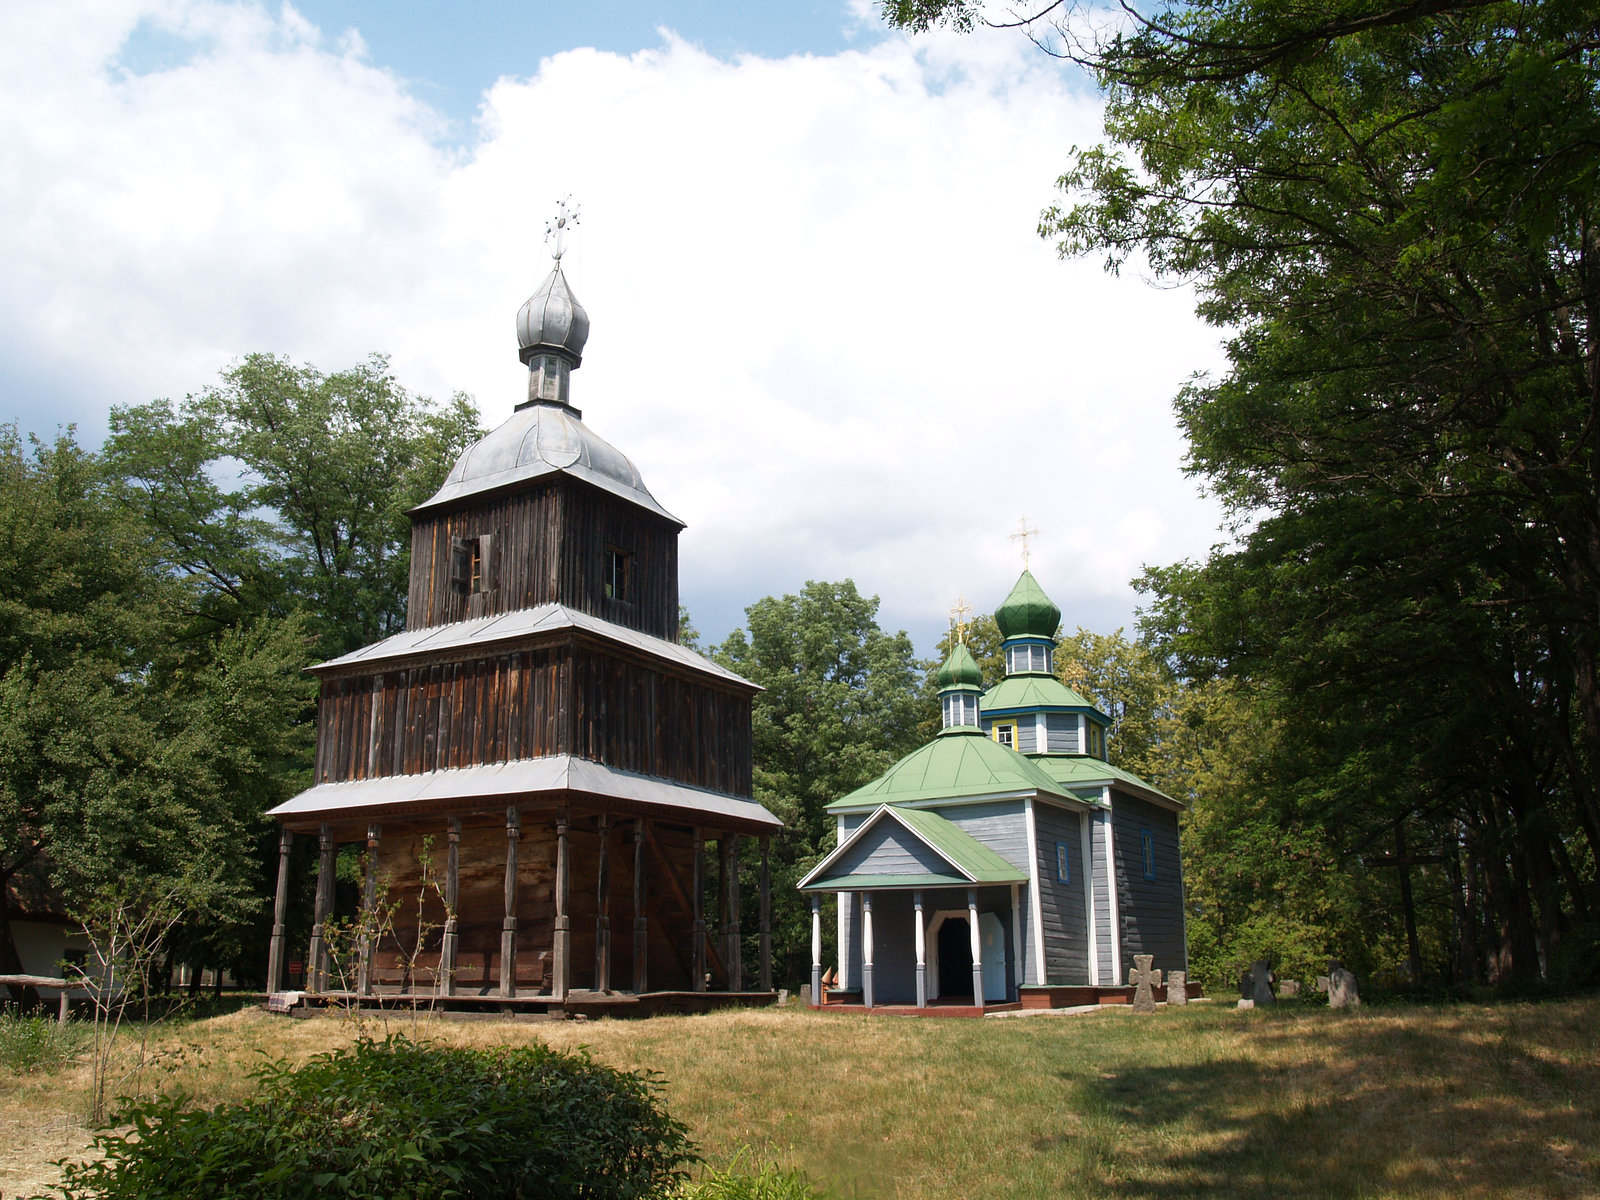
[1395, 823, 1423, 984]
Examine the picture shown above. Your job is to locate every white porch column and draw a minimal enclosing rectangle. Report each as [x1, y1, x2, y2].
[861, 893, 875, 1008]
[914, 890, 927, 1008]
[810, 894, 822, 1006]
[968, 887, 984, 1010]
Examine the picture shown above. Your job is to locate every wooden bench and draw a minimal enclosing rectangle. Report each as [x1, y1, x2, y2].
[0, 974, 76, 1023]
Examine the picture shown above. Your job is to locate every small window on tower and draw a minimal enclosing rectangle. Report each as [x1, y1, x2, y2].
[994, 722, 1016, 749]
[450, 534, 493, 595]
[604, 546, 630, 602]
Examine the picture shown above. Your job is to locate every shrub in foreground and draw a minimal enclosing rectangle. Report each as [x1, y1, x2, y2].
[49, 1035, 695, 1200]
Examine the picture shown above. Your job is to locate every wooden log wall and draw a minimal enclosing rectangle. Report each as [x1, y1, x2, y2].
[314, 644, 752, 796]
[369, 816, 697, 993]
[407, 476, 680, 641]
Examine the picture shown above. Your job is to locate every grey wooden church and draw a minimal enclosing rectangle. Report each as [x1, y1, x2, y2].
[264, 244, 781, 1013]
[800, 571, 1187, 1009]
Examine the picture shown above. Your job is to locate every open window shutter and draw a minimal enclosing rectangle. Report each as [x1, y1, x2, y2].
[476, 534, 494, 593]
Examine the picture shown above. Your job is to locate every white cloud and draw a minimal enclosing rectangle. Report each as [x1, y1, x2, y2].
[0, 0, 1226, 652]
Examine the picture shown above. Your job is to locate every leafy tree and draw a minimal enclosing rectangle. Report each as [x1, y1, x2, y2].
[0, 432, 314, 1002]
[106, 353, 482, 657]
[712, 580, 930, 983]
[887, 0, 1600, 985]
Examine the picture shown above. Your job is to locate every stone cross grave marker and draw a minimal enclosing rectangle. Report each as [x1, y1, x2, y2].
[1166, 969, 1187, 1006]
[1129, 954, 1161, 1014]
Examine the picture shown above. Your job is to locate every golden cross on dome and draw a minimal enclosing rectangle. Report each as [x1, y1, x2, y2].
[949, 595, 973, 645]
[1010, 516, 1039, 569]
[545, 197, 581, 264]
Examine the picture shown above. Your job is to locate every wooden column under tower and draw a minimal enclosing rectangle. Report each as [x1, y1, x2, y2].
[500, 807, 520, 998]
[595, 814, 612, 993]
[632, 818, 649, 994]
[552, 808, 571, 1002]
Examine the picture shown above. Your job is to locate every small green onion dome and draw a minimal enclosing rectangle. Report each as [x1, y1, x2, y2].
[935, 641, 984, 690]
[994, 570, 1061, 641]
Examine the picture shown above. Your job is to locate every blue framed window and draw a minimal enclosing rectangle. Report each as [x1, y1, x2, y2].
[1055, 842, 1071, 883]
[1141, 829, 1156, 880]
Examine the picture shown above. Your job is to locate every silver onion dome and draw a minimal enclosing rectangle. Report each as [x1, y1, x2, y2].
[516, 263, 590, 367]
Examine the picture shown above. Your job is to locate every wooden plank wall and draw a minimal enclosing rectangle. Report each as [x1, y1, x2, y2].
[1111, 795, 1188, 974]
[314, 647, 752, 796]
[407, 477, 679, 641]
[368, 816, 699, 992]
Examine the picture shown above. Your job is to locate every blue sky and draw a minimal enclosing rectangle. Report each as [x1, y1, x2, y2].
[1, 0, 1225, 653]
[294, 1, 872, 126]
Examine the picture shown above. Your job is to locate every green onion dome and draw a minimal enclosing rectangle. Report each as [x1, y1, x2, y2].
[994, 570, 1061, 641]
[936, 641, 984, 691]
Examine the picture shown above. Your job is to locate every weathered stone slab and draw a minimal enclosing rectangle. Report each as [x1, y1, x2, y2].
[777, 988, 789, 1007]
[1129, 954, 1161, 1014]
[1166, 969, 1187, 1006]
[800, 983, 811, 1006]
[1246, 959, 1276, 1006]
[1327, 959, 1361, 1009]
[1236, 998, 1255, 1009]
[1278, 979, 1300, 999]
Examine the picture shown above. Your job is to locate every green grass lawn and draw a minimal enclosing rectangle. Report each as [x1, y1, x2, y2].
[3, 997, 1597, 1199]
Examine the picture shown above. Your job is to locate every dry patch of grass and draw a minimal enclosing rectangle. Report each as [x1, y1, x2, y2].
[3, 998, 1597, 1199]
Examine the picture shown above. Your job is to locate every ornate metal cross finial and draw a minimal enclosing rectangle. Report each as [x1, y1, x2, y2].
[950, 595, 973, 645]
[1010, 516, 1040, 569]
[545, 197, 581, 264]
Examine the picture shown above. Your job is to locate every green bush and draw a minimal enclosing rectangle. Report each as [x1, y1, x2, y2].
[0, 1011, 87, 1074]
[48, 1035, 695, 1200]
[1548, 922, 1600, 992]
[677, 1155, 835, 1200]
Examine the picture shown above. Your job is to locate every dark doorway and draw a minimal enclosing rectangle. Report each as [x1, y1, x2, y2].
[937, 917, 973, 999]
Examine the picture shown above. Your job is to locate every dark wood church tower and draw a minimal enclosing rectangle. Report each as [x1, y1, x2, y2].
[264, 249, 780, 1009]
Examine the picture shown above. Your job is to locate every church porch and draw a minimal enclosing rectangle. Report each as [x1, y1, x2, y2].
[264, 793, 778, 1009]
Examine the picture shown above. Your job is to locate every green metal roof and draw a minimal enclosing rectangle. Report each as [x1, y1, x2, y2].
[826, 729, 1073, 811]
[1031, 755, 1181, 807]
[799, 804, 1029, 890]
[995, 570, 1061, 640]
[935, 642, 984, 690]
[980, 674, 1105, 717]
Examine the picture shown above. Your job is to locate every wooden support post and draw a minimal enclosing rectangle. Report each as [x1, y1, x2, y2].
[725, 834, 742, 992]
[914, 890, 927, 1008]
[691, 829, 707, 993]
[308, 823, 334, 992]
[357, 822, 381, 997]
[266, 827, 293, 993]
[632, 818, 648, 994]
[861, 892, 875, 1008]
[810, 894, 823, 1006]
[1010, 883, 1024, 1001]
[968, 888, 984, 1010]
[716, 835, 729, 989]
[758, 837, 772, 993]
[441, 816, 460, 997]
[500, 807, 520, 998]
[595, 814, 612, 994]
[552, 808, 570, 1002]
